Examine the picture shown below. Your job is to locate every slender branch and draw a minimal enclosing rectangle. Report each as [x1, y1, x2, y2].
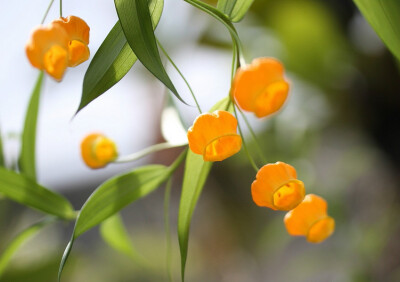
[157, 38, 202, 114]
[59, 0, 63, 17]
[41, 0, 55, 24]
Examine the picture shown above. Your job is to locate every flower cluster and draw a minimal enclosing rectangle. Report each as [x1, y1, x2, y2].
[187, 57, 334, 243]
[26, 16, 90, 81]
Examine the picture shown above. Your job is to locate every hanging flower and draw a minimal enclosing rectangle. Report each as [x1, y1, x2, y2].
[231, 58, 289, 118]
[284, 194, 335, 243]
[187, 110, 242, 162]
[81, 133, 118, 169]
[52, 15, 90, 67]
[25, 23, 69, 81]
[251, 162, 305, 211]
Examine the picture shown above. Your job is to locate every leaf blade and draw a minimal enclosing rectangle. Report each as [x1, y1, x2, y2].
[19, 71, 44, 180]
[114, 0, 185, 103]
[217, 0, 254, 22]
[78, 0, 164, 113]
[0, 127, 5, 167]
[0, 167, 75, 219]
[354, 0, 400, 61]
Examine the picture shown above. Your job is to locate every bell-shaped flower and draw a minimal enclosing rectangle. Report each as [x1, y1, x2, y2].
[25, 23, 69, 81]
[53, 15, 90, 67]
[81, 133, 118, 169]
[251, 162, 305, 211]
[231, 58, 289, 118]
[187, 110, 242, 162]
[284, 194, 335, 243]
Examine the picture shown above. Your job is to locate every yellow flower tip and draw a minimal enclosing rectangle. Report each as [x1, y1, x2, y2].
[284, 194, 335, 243]
[53, 15, 90, 67]
[25, 23, 69, 81]
[231, 57, 289, 118]
[187, 110, 242, 162]
[81, 133, 118, 169]
[251, 162, 305, 211]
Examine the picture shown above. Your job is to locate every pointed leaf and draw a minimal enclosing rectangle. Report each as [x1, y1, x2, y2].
[0, 167, 75, 219]
[0, 217, 55, 278]
[100, 213, 137, 259]
[114, 0, 186, 103]
[19, 72, 44, 180]
[78, 0, 164, 113]
[217, 0, 254, 22]
[354, 0, 400, 61]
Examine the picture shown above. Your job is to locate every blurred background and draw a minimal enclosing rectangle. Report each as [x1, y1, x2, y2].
[1, 0, 400, 281]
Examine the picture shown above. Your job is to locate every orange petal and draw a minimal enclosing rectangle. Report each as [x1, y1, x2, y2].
[53, 15, 90, 67]
[25, 23, 69, 80]
[251, 162, 302, 210]
[187, 110, 242, 162]
[284, 194, 334, 243]
[81, 133, 118, 169]
[231, 57, 289, 118]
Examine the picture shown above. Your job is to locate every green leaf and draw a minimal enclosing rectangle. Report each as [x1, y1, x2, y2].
[100, 213, 137, 259]
[178, 152, 212, 282]
[0, 217, 55, 278]
[19, 72, 44, 180]
[114, 0, 186, 104]
[0, 127, 5, 167]
[78, 0, 164, 113]
[0, 167, 75, 219]
[217, 0, 254, 22]
[354, 0, 400, 61]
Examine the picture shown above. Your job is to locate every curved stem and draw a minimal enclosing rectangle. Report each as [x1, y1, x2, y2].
[237, 107, 267, 163]
[41, 0, 55, 24]
[157, 38, 202, 114]
[233, 105, 259, 172]
[114, 142, 187, 164]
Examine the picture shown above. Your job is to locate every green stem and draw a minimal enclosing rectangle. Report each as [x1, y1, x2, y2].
[233, 105, 259, 172]
[164, 178, 173, 282]
[59, 0, 62, 17]
[41, 0, 55, 24]
[237, 107, 267, 163]
[157, 39, 202, 114]
[114, 142, 187, 164]
[168, 148, 188, 174]
[184, 0, 246, 66]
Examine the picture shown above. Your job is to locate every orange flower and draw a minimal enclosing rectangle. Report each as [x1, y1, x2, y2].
[251, 162, 305, 210]
[53, 16, 90, 67]
[25, 23, 69, 81]
[81, 133, 118, 169]
[231, 58, 289, 118]
[187, 110, 242, 162]
[284, 194, 335, 243]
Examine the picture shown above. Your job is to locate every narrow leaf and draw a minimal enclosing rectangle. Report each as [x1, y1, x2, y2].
[0, 167, 75, 219]
[100, 213, 137, 259]
[78, 0, 164, 113]
[178, 152, 212, 282]
[19, 71, 44, 180]
[0, 127, 5, 167]
[354, 0, 400, 61]
[217, 0, 254, 22]
[0, 217, 55, 278]
[114, 0, 186, 103]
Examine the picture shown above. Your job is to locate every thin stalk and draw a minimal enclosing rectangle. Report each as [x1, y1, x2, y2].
[231, 42, 238, 80]
[237, 107, 267, 163]
[184, 0, 246, 66]
[164, 178, 173, 282]
[59, 0, 62, 17]
[114, 142, 187, 164]
[41, 0, 55, 24]
[233, 106, 259, 172]
[157, 39, 202, 114]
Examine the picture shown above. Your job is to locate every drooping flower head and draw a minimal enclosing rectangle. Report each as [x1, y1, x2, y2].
[187, 110, 242, 162]
[284, 194, 335, 243]
[26, 23, 69, 81]
[81, 133, 118, 169]
[251, 162, 305, 211]
[52, 15, 90, 67]
[231, 58, 289, 118]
